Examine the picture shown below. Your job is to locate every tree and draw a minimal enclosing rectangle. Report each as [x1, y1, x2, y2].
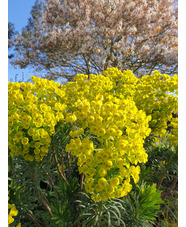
[8, 22, 17, 59]
[10, 0, 178, 81]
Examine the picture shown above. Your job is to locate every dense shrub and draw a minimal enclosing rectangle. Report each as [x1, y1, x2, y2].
[8, 68, 178, 226]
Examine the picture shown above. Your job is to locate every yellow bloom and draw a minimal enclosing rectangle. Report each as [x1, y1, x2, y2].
[9, 207, 18, 216]
[116, 158, 123, 168]
[98, 127, 106, 136]
[33, 134, 40, 141]
[98, 168, 107, 177]
[110, 177, 120, 186]
[105, 160, 113, 169]
[106, 185, 115, 195]
[8, 214, 14, 225]
[21, 137, 29, 145]
[98, 177, 107, 188]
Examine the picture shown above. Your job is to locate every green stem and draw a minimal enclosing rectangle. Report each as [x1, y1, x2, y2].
[156, 171, 166, 190]
[9, 155, 17, 181]
[41, 166, 59, 201]
[67, 151, 71, 177]
[61, 150, 66, 178]
[30, 163, 52, 216]
[80, 173, 84, 192]
[53, 146, 69, 184]
[38, 189, 52, 216]
[27, 212, 43, 227]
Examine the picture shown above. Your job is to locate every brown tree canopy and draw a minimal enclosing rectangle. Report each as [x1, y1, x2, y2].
[11, 0, 178, 80]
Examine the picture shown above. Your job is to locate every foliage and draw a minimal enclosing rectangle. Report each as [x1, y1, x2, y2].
[75, 192, 126, 227]
[120, 183, 163, 227]
[75, 182, 163, 227]
[145, 137, 178, 188]
[8, 68, 178, 226]
[8, 154, 55, 227]
[142, 136, 178, 226]
[10, 0, 177, 80]
[50, 178, 79, 226]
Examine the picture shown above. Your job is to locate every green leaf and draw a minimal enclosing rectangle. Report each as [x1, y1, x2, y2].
[51, 216, 60, 221]
[107, 210, 111, 227]
[110, 205, 121, 218]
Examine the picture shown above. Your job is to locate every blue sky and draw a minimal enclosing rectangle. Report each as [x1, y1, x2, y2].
[8, 0, 40, 82]
[8, 0, 65, 83]
[8, 0, 35, 33]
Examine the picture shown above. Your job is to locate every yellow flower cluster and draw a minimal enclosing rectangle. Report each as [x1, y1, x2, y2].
[64, 71, 152, 201]
[8, 67, 178, 201]
[8, 197, 21, 226]
[103, 68, 178, 138]
[8, 77, 66, 161]
[133, 71, 178, 137]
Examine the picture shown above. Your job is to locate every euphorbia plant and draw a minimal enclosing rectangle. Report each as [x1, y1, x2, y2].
[8, 67, 177, 225]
